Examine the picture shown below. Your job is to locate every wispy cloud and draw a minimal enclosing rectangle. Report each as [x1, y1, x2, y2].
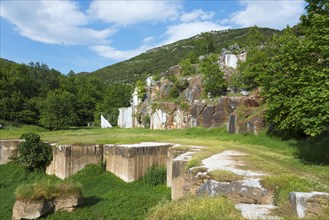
[227, 0, 306, 29]
[0, 0, 115, 45]
[88, 1, 182, 26]
[180, 9, 215, 23]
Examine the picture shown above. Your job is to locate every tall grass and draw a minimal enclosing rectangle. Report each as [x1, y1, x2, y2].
[15, 178, 82, 201]
[148, 196, 243, 220]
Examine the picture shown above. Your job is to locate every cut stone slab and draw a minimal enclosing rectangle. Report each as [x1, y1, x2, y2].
[197, 179, 273, 204]
[289, 192, 329, 219]
[201, 150, 265, 177]
[103, 142, 173, 182]
[12, 199, 54, 220]
[235, 204, 281, 220]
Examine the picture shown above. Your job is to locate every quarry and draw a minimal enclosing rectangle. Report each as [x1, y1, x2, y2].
[1, 139, 328, 219]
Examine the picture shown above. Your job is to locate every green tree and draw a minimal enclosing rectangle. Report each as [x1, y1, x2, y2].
[200, 54, 227, 97]
[263, 22, 329, 137]
[17, 133, 52, 171]
[199, 32, 215, 53]
[39, 89, 78, 130]
[96, 84, 133, 126]
[179, 58, 195, 76]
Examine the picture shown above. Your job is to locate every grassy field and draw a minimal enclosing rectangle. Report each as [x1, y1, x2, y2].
[1, 122, 328, 219]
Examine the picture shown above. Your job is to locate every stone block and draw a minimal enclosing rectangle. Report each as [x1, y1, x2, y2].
[0, 140, 21, 165]
[289, 192, 329, 219]
[104, 142, 173, 182]
[12, 199, 54, 220]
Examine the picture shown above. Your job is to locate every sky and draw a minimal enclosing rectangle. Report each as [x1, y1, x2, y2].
[0, 0, 307, 74]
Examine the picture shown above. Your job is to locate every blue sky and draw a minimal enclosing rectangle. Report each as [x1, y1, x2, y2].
[1, 0, 306, 74]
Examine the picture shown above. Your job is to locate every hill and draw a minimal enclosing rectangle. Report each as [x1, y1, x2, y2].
[88, 27, 279, 84]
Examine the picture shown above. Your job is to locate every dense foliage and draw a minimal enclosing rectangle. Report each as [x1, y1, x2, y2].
[0, 60, 132, 129]
[90, 27, 278, 84]
[200, 54, 227, 97]
[233, 1, 329, 138]
[17, 133, 52, 170]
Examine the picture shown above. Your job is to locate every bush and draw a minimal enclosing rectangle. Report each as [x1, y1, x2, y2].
[17, 133, 52, 171]
[143, 165, 166, 186]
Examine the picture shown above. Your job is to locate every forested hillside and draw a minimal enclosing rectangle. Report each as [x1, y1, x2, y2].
[89, 27, 278, 84]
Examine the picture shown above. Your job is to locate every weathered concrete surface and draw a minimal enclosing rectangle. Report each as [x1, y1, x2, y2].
[289, 192, 329, 219]
[166, 145, 189, 187]
[46, 144, 103, 179]
[12, 199, 54, 220]
[169, 146, 204, 200]
[104, 142, 173, 182]
[0, 139, 21, 164]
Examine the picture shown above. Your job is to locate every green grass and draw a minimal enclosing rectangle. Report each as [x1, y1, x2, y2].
[1, 122, 329, 219]
[0, 163, 170, 220]
[148, 196, 243, 220]
[208, 170, 243, 183]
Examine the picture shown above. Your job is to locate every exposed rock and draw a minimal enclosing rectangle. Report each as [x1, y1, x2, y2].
[201, 105, 215, 128]
[224, 54, 238, 69]
[54, 195, 83, 212]
[197, 179, 272, 204]
[235, 204, 281, 220]
[289, 192, 329, 219]
[0, 139, 22, 165]
[12, 199, 54, 220]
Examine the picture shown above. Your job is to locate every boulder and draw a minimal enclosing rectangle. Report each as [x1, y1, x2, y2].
[54, 195, 83, 212]
[289, 192, 329, 219]
[12, 199, 54, 220]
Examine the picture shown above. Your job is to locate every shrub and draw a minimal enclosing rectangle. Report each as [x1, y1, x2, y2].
[143, 165, 166, 186]
[17, 133, 52, 171]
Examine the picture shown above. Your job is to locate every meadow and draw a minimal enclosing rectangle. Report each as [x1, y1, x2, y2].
[0, 122, 328, 219]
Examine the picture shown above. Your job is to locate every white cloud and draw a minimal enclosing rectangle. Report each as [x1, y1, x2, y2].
[0, 0, 115, 45]
[90, 44, 151, 60]
[163, 21, 229, 45]
[180, 9, 215, 22]
[88, 1, 182, 26]
[229, 1, 306, 29]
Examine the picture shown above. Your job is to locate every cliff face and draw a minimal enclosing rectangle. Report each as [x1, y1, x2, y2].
[117, 48, 265, 134]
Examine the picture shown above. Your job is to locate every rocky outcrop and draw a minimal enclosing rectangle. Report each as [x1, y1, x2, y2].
[289, 192, 329, 219]
[12, 195, 82, 220]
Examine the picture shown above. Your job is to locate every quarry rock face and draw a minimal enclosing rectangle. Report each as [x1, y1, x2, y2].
[289, 192, 329, 219]
[0, 140, 21, 165]
[12, 199, 54, 220]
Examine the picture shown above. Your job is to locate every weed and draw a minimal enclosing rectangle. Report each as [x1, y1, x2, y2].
[143, 165, 167, 186]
